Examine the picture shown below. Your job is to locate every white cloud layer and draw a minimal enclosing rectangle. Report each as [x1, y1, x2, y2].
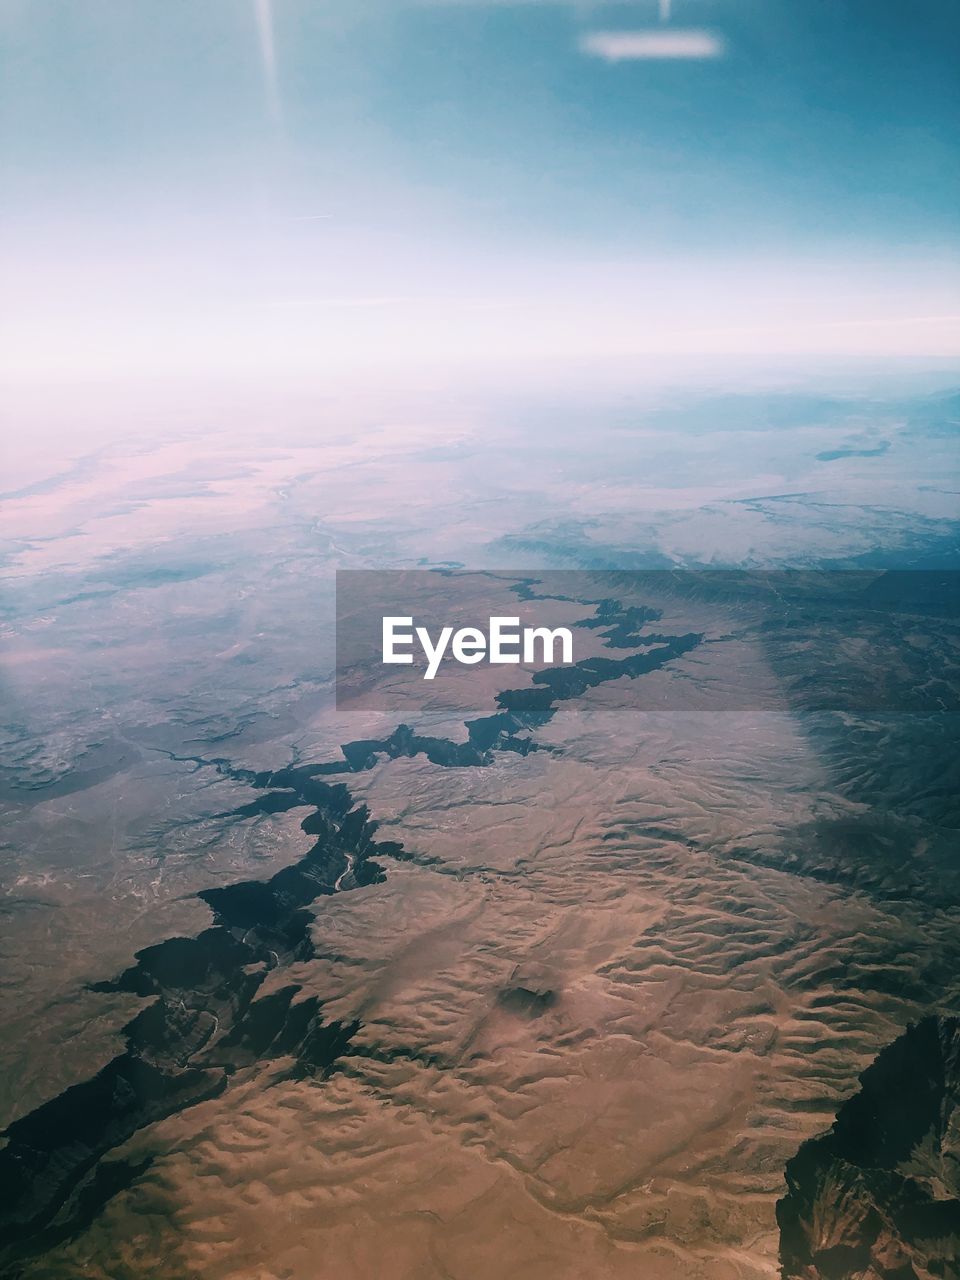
[581, 29, 726, 61]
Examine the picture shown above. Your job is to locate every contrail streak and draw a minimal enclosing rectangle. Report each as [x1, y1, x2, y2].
[254, 0, 282, 127]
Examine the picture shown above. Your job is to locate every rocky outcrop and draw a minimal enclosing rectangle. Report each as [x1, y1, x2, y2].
[0, 773, 385, 1272]
[778, 1016, 960, 1279]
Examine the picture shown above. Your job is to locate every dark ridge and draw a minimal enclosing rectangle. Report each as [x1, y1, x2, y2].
[328, 617, 704, 770]
[494, 686, 555, 713]
[727, 805, 960, 914]
[498, 985, 557, 1017]
[777, 1016, 960, 1279]
[339, 723, 489, 771]
[498, 965, 559, 1019]
[573, 598, 664, 648]
[342, 632, 705, 763]
[525, 633, 702, 701]
[0, 590, 707, 1269]
[0, 773, 386, 1272]
[816, 442, 890, 462]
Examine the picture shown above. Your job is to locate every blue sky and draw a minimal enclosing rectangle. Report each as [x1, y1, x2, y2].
[2, 0, 958, 382]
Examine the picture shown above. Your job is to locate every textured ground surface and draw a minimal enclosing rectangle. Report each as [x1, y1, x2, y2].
[2, 382, 959, 1278]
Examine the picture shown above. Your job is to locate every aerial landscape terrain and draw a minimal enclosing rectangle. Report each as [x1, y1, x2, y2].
[2, 1, 958, 1275]
[1, 379, 959, 1278]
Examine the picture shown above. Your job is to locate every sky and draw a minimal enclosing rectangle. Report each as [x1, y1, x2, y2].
[1, 0, 958, 386]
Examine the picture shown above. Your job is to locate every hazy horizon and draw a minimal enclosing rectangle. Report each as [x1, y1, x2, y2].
[2, 0, 958, 387]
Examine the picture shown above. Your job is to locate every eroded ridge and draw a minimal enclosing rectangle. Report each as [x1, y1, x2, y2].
[0, 776, 389, 1271]
[777, 1016, 960, 1279]
[0, 592, 703, 1268]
